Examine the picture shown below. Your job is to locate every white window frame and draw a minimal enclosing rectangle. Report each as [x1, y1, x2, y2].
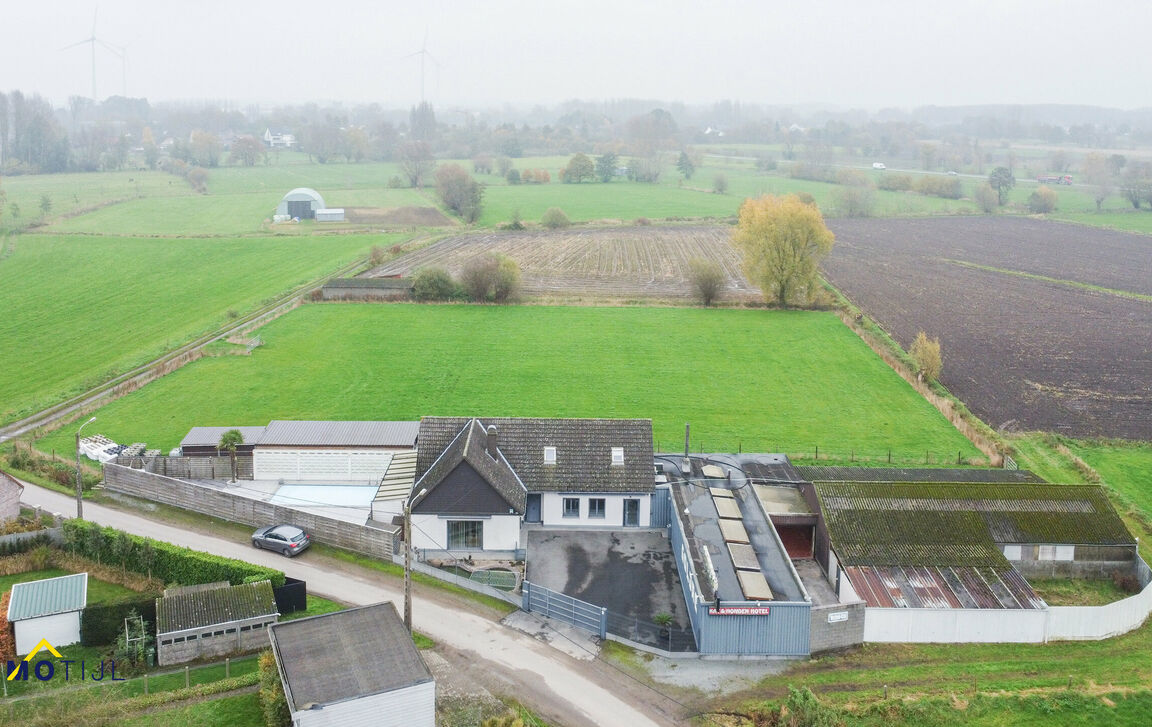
[611, 447, 624, 466]
[563, 497, 580, 518]
[544, 446, 557, 465]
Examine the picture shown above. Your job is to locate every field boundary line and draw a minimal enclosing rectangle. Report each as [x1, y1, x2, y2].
[941, 259, 1152, 303]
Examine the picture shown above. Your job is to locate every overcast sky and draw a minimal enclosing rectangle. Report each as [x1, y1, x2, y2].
[2, 0, 1150, 112]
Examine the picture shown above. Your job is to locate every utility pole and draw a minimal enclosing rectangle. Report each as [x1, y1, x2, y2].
[75, 417, 96, 519]
[404, 500, 413, 632]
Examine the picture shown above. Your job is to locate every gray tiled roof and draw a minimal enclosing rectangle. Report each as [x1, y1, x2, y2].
[7, 573, 88, 621]
[180, 427, 267, 448]
[269, 602, 432, 710]
[259, 421, 419, 448]
[156, 581, 278, 634]
[414, 419, 527, 512]
[417, 417, 654, 493]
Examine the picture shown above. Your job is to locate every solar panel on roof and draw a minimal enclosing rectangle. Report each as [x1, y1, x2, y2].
[713, 498, 742, 519]
[737, 570, 774, 601]
[718, 518, 750, 544]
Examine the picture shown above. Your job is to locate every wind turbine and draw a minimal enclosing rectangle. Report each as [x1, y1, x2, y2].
[402, 31, 441, 104]
[61, 7, 126, 99]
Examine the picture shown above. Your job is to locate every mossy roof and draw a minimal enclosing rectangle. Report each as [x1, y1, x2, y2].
[816, 482, 1134, 567]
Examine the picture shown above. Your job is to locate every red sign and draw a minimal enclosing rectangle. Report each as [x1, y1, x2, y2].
[708, 606, 771, 616]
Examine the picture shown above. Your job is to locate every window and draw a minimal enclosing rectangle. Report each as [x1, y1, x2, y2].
[214, 630, 224, 637]
[611, 447, 624, 465]
[1037, 545, 1057, 561]
[1003, 545, 1022, 561]
[563, 497, 580, 518]
[240, 625, 251, 632]
[544, 446, 557, 464]
[161, 639, 172, 646]
[1056, 545, 1075, 561]
[589, 498, 606, 519]
[225, 628, 237, 635]
[174, 637, 185, 644]
[448, 520, 484, 549]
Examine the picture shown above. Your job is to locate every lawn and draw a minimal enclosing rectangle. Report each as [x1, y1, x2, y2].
[119, 692, 263, 727]
[0, 232, 403, 424]
[0, 568, 139, 603]
[34, 304, 983, 463]
[1069, 441, 1152, 518]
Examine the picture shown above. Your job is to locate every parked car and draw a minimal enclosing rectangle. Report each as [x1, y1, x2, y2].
[252, 524, 312, 556]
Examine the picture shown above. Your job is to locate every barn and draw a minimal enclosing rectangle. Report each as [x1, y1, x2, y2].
[179, 426, 266, 458]
[275, 188, 326, 220]
[252, 420, 420, 483]
[7, 573, 88, 655]
[156, 580, 279, 666]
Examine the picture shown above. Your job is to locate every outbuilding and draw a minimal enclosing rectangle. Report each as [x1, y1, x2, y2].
[156, 580, 279, 666]
[268, 602, 435, 727]
[179, 426, 266, 458]
[275, 188, 326, 220]
[7, 573, 88, 655]
[253, 420, 420, 483]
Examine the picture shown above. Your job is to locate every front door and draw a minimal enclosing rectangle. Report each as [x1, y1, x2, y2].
[623, 498, 640, 527]
[526, 494, 541, 523]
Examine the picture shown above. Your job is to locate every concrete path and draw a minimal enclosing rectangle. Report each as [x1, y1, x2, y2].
[18, 480, 680, 727]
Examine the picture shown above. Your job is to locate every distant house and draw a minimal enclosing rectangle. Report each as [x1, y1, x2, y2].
[0, 470, 22, 523]
[263, 128, 297, 148]
[7, 573, 88, 655]
[268, 602, 435, 727]
[156, 580, 279, 666]
[410, 417, 656, 554]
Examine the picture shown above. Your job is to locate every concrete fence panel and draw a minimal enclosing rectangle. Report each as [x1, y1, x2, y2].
[864, 607, 1049, 643]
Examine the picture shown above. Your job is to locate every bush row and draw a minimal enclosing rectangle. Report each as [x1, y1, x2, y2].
[0, 531, 55, 558]
[81, 596, 159, 647]
[61, 520, 285, 588]
[6, 448, 101, 490]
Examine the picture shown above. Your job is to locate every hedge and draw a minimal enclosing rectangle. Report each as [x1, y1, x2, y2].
[81, 596, 159, 647]
[61, 520, 285, 589]
[0, 531, 55, 557]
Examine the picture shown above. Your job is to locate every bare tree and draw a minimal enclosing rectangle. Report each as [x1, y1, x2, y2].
[399, 141, 435, 188]
[688, 258, 725, 306]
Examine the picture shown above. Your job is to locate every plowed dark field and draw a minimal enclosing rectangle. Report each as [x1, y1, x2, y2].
[824, 217, 1152, 440]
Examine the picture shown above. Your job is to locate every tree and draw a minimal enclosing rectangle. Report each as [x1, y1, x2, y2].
[409, 101, 437, 142]
[1028, 185, 1058, 213]
[494, 256, 521, 302]
[988, 167, 1015, 205]
[732, 194, 835, 307]
[435, 164, 484, 222]
[688, 258, 725, 306]
[460, 254, 501, 302]
[398, 140, 435, 188]
[1121, 164, 1151, 209]
[712, 173, 729, 194]
[541, 207, 571, 229]
[473, 154, 493, 174]
[974, 183, 999, 213]
[411, 267, 457, 301]
[910, 331, 943, 382]
[496, 156, 513, 176]
[39, 194, 52, 217]
[676, 151, 695, 180]
[563, 153, 595, 183]
[1081, 152, 1112, 212]
[596, 152, 618, 183]
[229, 135, 267, 166]
[141, 126, 159, 169]
[189, 130, 222, 167]
[219, 429, 243, 483]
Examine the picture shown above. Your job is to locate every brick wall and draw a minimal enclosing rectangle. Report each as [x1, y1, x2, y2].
[809, 601, 866, 653]
[104, 464, 395, 559]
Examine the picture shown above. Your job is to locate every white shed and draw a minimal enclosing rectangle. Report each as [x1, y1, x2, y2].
[7, 573, 88, 655]
[315, 208, 345, 222]
[252, 421, 419, 483]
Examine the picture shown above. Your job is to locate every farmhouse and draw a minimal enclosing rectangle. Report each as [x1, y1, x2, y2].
[268, 602, 434, 727]
[156, 580, 279, 666]
[409, 417, 655, 555]
[263, 128, 296, 148]
[275, 188, 325, 220]
[7, 573, 87, 655]
[0, 470, 22, 523]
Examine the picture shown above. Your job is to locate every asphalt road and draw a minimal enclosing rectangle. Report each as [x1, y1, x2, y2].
[17, 480, 679, 727]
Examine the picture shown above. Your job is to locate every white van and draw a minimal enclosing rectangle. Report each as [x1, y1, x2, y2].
[872, 162, 886, 170]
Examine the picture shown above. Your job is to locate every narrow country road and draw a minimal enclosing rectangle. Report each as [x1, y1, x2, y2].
[17, 480, 682, 727]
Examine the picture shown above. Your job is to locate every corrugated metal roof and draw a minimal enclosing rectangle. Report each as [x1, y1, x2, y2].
[259, 421, 420, 448]
[156, 581, 277, 634]
[7, 573, 88, 621]
[180, 427, 267, 448]
[845, 565, 1046, 610]
[269, 602, 432, 710]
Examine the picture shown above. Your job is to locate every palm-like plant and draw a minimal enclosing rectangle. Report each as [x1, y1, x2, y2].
[218, 429, 244, 483]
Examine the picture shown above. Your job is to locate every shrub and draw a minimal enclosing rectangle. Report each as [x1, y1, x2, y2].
[634, 217, 651, 226]
[974, 183, 999, 213]
[460, 254, 501, 302]
[493, 256, 521, 303]
[501, 209, 525, 231]
[259, 650, 292, 727]
[713, 173, 729, 194]
[836, 184, 875, 217]
[386, 175, 406, 189]
[411, 267, 458, 301]
[914, 175, 962, 199]
[910, 330, 943, 382]
[541, 207, 571, 229]
[435, 163, 484, 223]
[505, 168, 521, 185]
[835, 168, 871, 187]
[368, 245, 387, 266]
[877, 173, 914, 192]
[0, 591, 13, 660]
[1028, 185, 1058, 213]
[688, 258, 725, 306]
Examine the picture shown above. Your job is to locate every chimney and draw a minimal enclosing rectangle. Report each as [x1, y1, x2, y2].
[486, 425, 499, 459]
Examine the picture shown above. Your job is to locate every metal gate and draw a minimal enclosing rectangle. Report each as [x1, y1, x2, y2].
[522, 581, 607, 638]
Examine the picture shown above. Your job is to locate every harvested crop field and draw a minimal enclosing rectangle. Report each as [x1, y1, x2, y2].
[367, 225, 758, 300]
[824, 217, 1152, 440]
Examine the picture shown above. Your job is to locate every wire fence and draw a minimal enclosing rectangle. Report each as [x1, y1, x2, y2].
[604, 610, 696, 652]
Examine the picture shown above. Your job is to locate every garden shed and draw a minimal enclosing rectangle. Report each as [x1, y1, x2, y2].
[7, 573, 88, 655]
[275, 188, 326, 220]
[156, 580, 279, 666]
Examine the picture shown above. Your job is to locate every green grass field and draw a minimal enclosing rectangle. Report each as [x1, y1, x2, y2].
[0, 568, 139, 604]
[0, 233, 400, 424]
[1070, 441, 1152, 517]
[34, 304, 982, 462]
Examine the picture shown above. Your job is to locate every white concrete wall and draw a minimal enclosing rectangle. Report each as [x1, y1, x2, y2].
[15, 612, 81, 655]
[295, 681, 435, 727]
[254, 449, 393, 482]
[863, 607, 1048, 643]
[409, 515, 521, 552]
[539, 492, 651, 527]
[1049, 579, 1152, 640]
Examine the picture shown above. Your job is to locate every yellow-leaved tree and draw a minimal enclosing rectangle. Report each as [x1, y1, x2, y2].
[731, 194, 835, 306]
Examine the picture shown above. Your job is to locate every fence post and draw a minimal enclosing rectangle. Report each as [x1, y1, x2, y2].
[521, 581, 531, 612]
[600, 608, 607, 640]
[144, 673, 148, 695]
[184, 665, 190, 689]
[225, 657, 230, 679]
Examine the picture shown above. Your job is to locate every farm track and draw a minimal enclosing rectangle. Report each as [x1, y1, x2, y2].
[0, 254, 370, 445]
[368, 225, 762, 300]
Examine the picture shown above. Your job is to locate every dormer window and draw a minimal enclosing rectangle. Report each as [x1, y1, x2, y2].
[544, 446, 557, 465]
[611, 447, 624, 466]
